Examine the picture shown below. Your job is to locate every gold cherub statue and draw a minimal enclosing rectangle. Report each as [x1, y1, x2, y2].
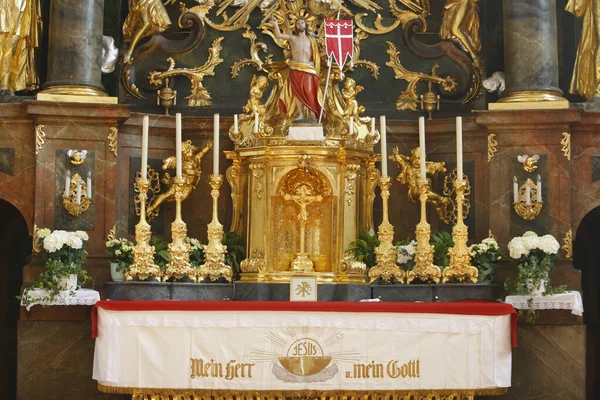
[342, 77, 370, 136]
[243, 75, 269, 117]
[391, 146, 451, 222]
[146, 140, 212, 218]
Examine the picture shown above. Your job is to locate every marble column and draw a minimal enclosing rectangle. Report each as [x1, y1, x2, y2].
[497, 0, 567, 106]
[41, 0, 107, 97]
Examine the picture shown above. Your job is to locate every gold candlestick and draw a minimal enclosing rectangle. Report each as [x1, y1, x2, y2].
[442, 179, 479, 283]
[163, 177, 196, 282]
[198, 175, 233, 282]
[125, 177, 161, 281]
[407, 179, 441, 284]
[368, 176, 405, 283]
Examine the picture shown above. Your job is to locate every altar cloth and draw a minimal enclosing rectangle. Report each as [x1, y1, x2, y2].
[93, 300, 516, 394]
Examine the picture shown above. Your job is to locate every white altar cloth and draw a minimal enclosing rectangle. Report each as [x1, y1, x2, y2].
[20, 288, 100, 311]
[505, 291, 584, 316]
[92, 301, 514, 394]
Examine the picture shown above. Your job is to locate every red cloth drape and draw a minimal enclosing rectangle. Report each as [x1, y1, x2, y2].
[278, 70, 324, 119]
[92, 300, 517, 347]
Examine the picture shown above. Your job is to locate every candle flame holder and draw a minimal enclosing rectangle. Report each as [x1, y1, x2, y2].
[442, 179, 479, 283]
[163, 177, 196, 281]
[513, 178, 543, 220]
[62, 173, 92, 217]
[406, 179, 441, 284]
[198, 175, 233, 282]
[368, 176, 405, 283]
[126, 175, 161, 281]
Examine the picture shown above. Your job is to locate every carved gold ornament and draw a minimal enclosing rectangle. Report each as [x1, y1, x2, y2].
[562, 228, 573, 259]
[32, 223, 42, 253]
[250, 162, 265, 205]
[517, 154, 539, 172]
[35, 125, 45, 155]
[487, 133, 498, 162]
[134, 167, 161, 220]
[513, 178, 543, 221]
[62, 173, 92, 217]
[561, 132, 571, 161]
[442, 168, 471, 225]
[107, 127, 118, 156]
[226, 151, 246, 234]
[148, 38, 224, 107]
[344, 164, 360, 206]
[106, 225, 116, 242]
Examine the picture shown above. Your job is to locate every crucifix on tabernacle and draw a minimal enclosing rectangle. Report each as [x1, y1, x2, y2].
[283, 184, 323, 268]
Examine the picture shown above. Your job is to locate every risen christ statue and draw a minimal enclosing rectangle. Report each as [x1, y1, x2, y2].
[272, 17, 325, 121]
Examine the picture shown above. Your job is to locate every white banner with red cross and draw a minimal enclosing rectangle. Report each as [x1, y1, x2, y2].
[324, 20, 354, 69]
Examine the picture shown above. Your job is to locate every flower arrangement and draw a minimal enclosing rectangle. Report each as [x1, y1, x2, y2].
[505, 231, 566, 322]
[20, 229, 91, 306]
[186, 237, 204, 268]
[395, 239, 416, 271]
[106, 238, 134, 273]
[469, 237, 502, 282]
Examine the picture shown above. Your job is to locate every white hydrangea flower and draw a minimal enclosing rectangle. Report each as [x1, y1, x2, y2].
[37, 228, 51, 239]
[482, 237, 498, 248]
[74, 231, 89, 241]
[66, 235, 83, 249]
[43, 234, 61, 253]
[115, 249, 122, 256]
[523, 231, 537, 238]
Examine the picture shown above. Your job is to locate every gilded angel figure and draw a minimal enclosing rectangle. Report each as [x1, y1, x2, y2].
[439, 0, 481, 64]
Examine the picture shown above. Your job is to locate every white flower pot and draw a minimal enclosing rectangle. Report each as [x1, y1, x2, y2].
[526, 278, 546, 297]
[110, 262, 126, 282]
[58, 274, 78, 291]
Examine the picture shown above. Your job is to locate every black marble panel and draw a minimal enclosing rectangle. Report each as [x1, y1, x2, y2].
[172, 283, 234, 300]
[372, 285, 433, 302]
[432, 284, 502, 302]
[54, 149, 96, 231]
[592, 155, 600, 182]
[317, 284, 371, 302]
[128, 156, 167, 235]
[0, 147, 14, 175]
[106, 281, 171, 300]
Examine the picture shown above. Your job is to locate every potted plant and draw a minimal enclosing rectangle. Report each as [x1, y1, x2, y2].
[469, 237, 502, 283]
[396, 239, 417, 272]
[20, 229, 91, 305]
[506, 231, 561, 296]
[106, 238, 134, 281]
[431, 231, 454, 269]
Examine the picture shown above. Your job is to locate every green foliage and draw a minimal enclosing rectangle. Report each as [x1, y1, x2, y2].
[222, 231, 245, 278]
[431, 231, 454, 268]
[186, 238, 205, 268]
[150, 237, 171, 273]
[346, 227, 379, 269]
[106, 238, 134, 272]
[470, 238, 502, 282]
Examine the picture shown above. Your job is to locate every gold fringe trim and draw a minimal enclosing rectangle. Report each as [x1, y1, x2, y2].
[98, 384, 508, 399]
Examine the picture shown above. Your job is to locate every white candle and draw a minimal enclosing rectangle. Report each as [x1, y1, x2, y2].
[380, 115, 387, 177]
[370, 117, 375, 136]
[525, 185, 531, 205]
[513, 176, 519, 203]
[234, 114, 239, 133]
[456, 116, 463, 181]
[537, 175, 542, 202]
[64, 170, 71, 197]
[141, 115, 149, 180]
[254, 113, 259, 133]
[419, 116, 426, 180]
[175, 113, 182, 179]
[86, 171, 92, 198]
[213, 113, 220, 176]
[76, 183, 82, 205]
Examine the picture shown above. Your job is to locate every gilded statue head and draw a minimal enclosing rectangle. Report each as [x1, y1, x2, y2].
[344, 77, 356, 90]
[182, 140, 196, 158]
[410, 148, 421, 168]
[256, 75, 268, 89]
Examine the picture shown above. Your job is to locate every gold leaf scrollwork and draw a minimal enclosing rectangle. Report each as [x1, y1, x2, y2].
[108, 127, 118, 156]
[355, 0, 428, 35]
[386, 42, 458, 111]
[443, 169, 471, 225]
[562, 228, 573, 259]
[561, 132, 571, 161]
[134, 168, 161, 219]
[226, 152, 245, 234]
[250, 162, 265, 205]
[344, 164, 360, 206]
[231, 27, 268, 78]
[487, 133, 498, 162]
[148, 37, 225, 107]
[106, 225, 116, 242]
[32, 223, 42, 253]
[35, 125, 45, 155]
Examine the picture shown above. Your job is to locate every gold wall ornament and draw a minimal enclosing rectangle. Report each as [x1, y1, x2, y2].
[442, 168, 471, 225]
[487, 133, 498, 162]
[198, 175, 233, 282]
[407, 179, 442, 284]
[386, 42, 458, 111]
[442, 179, 479, 283]
[344, 164, 360, 206]
[391, 146, 451, 223]
[163, 177, 196, 282]
[513, 178, 543, 221]
[32, 223, 42, 253]
[156, 77, 177, 115]
[368, 177, 405, 284]
[249, 162, 265, 205]
[365, 155, 381, 233]
[0, 0, 41, 92]
[107, 127, 118, 156]
[106, 225, 117, 242]
[146, 141, 213, 218]
[134, 167, 161, 219]
[147, 38, 225, 107]
[420, 80, 440, 120]
[562, 228, 573, 259]
[226, 151, 246, 234]
[126, 177, 161, 281]
[561, 132, 571, 161]
[67, 149, 88, 165]
[122, 0, 175, 64]
[34, 125, 45, 155]
[517, 154, 540, 172]
[62, 173, 92, 217]
[439, 0, 482, 65]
